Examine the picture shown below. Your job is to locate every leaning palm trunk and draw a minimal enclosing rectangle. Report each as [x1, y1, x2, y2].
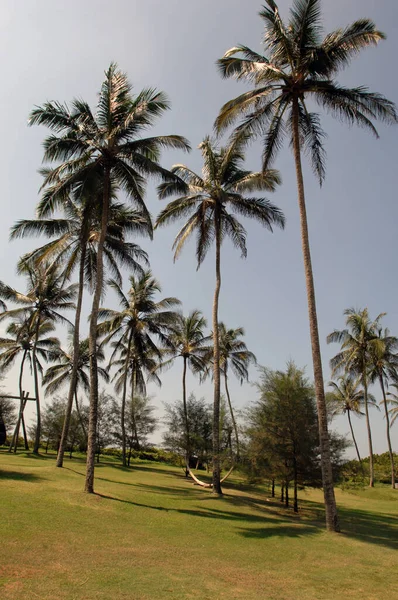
[57, 245, 86, 467]
[292, 99, 339, 532]
[212, 214, 222, 494]
[362, 372, 374, 487]
[224, 370, 240, 461]
[74, 390, 87, 442]
[182, 356, 190, 476]
[85, 169, 110, 493]
[120, 332, 134, 466]
[9, 350, 28, 453]
[379, 375, 395, 488]
[347, 410, 363, 469]
[130, 360, 140, 451]
[32, 315, 42, 454]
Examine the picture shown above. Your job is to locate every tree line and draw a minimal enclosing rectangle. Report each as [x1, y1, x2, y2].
[0, 0, 397, 533]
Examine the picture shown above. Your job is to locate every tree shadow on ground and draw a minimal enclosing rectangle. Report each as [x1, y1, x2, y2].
[0, 470, 45, 482]
[97, 485, 398, 549]
[96, 492, 292, 526]
[295, 497, 398, 551]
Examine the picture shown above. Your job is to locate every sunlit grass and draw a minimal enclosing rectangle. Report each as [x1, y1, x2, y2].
[1, 450, 397, 600]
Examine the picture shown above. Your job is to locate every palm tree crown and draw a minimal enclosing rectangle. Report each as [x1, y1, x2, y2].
[42, 338, 109, 397]
[216, 0, 397, 181]
[156, 135, 284, 264]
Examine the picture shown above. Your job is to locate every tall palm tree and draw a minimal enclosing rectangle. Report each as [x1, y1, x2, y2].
[218, 323, 256, 461]
[156, 136, 284, 494]
[159, 310, 210, 474]
[12, 192, 151, 468]
[328, 375, 368, 467]
[0, 264, 76, 453]
[98, 271, 181, 466]
[327, 308, 384, 488]
[29, 63, 190, 492]
[111, 343, 161, 458]
[387, 380, 398, 427]
[216, 0, 397, 530]
[0, 316, 60, 452]
[42, 338, 109, 441]
[369, 328, 398, 488]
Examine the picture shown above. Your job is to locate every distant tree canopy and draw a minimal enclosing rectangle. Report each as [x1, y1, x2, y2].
[163, 393, 233, 470]
[0, 395, 17, 444]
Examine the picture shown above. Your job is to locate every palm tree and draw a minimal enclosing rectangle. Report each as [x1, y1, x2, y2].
[328, 375, 368, 467]
[369, 328, 398, 489]
[218, 323, 256, 461]
[98, 271, 181, 466]
[156, 136, 284, 493]
[387, 380, 398, 426]
[12, 192, 151, 468]
[216, 0, 397, 530]
[29, 63, 190, 492]
[0, 316, 60, 452]
[111, 343, 161, 461]
[42, 338, 109, 441]
[0, 263, 76, 453]
[327, 308, 384, 487]
[159, 310, 210, 474]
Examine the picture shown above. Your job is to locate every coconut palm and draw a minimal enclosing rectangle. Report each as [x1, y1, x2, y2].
[111, 343, 161, 458]
[12, 190, 151, 468]
[42, 338, 109, 441]
[218, 323, 256, 461]
[0, 316, 60, 452]
[216, 0, 397, 530]
[328, 375, 369, 467]
[98, 271, 181, 466]
[156, 136, 284, 493]
[387, 380, 398, 426]
[369, 328, 398, 488]
[159, 310, 210, 474]
[0, 263, 76, 453]
[327, 308, 384, 488]
[29, 63, 190, 492]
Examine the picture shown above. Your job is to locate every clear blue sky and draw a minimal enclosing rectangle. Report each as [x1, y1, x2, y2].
[1, 0, 397, 457]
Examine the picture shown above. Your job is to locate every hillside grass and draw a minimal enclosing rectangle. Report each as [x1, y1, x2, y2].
[0, 450, 397, 600]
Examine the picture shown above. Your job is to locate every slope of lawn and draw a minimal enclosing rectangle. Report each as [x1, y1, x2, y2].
[0, 451, 397, 600]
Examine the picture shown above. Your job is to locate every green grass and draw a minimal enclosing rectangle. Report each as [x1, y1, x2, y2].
[0, 451, 397, 600]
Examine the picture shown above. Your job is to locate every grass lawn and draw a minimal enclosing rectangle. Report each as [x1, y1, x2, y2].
[0, 451, 397, 600]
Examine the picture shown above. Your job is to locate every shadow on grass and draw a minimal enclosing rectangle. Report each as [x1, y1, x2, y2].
[96, 485, 398, 549]
[0, 470, 45, 482]
[295, 497, 398, 551]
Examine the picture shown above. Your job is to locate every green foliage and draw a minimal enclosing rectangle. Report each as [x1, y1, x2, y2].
[244, 362, 348, 508]
[101, 446, 178, 464]
[341, 453, 398, 487]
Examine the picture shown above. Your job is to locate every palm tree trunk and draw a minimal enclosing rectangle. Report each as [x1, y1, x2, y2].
[121, 331, 134, 466]
[182, 355, 190, 476]
[130, 362, 140, 451]
[85, 165, 110, 493]
[32, 314, 42, 454]
[21, 414, 29, 450]
[212, 211, 222, 495]
[362, 372, 374, 487]
[74, 391, 87, 442]
[224, 369, 240, 461]
[57, 245, 86, 468]
[292, 98, 339, 532]
[379, 375, 395, 489]
[347, 409, 363, 467]
[10, 350, 28, 453]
